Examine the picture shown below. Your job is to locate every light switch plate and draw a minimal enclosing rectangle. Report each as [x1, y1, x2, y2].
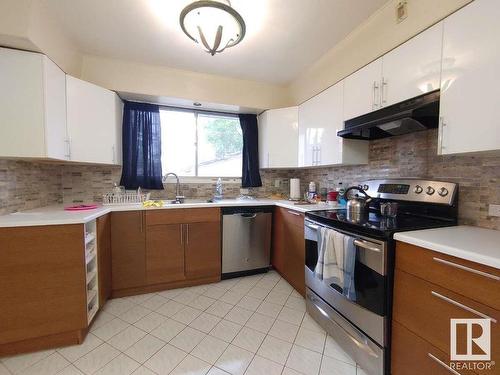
[274, 179, 281, 188]
[488, 204, 500, 217]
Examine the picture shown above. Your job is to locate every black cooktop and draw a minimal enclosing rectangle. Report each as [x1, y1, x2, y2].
[306, 209, 457, 239]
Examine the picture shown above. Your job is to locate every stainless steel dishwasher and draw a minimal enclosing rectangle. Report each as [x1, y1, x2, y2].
[222, 206, 273, 278]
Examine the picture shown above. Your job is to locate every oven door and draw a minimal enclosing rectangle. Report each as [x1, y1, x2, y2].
[304, 219, 387, 346]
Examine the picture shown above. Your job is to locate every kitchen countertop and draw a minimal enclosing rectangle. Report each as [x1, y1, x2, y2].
[0, 199, 342, 228]
[394, 225, 500, 269]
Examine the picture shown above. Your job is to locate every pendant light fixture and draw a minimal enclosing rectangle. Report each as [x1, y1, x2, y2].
[179, 0, 246, 56]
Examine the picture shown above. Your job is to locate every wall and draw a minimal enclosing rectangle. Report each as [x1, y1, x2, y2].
[288, 0, 472, 104]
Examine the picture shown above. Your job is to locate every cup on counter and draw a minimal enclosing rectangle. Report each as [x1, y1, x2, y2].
[380, 202, 398, 217]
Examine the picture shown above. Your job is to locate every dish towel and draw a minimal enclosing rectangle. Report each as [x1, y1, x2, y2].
[314, 227, 345, 282]
[343, 236, 357, 300]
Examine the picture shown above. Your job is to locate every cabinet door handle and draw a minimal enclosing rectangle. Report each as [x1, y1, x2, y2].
[287, 210, 301, 216]
[433, 257, 500, 281]
[317, 146, 321, 165]
[112, 145, 115, 164]
[267, 152, 270, 168]
[381, 77, 387, 106]
[372, 81, 379, 110]
[427, 353, 460, 375]
[431, 291, 497, 323]
[65, 138, 71, 159]
[439, 116, 446, 152]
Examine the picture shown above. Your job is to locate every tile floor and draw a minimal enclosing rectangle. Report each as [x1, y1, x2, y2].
[0, 271, 368, 375]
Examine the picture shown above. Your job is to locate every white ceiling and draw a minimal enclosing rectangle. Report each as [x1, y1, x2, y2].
[43, 0, 387, 85]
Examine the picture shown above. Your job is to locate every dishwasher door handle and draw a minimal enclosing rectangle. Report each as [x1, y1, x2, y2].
[233, 213, 258, 219]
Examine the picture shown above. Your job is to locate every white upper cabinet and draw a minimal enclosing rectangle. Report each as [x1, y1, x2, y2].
[258, 106, 298, 168]
[343, 58, 383, 121]
[299, 81, 368, 167]
[381, 22, 443, 107]
[0, 48, 68, 160]
[439, 0, 500, 154]
[66, 76, 123, 165]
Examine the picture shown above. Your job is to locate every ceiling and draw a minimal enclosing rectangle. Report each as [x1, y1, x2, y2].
[43, 0, 387, 85]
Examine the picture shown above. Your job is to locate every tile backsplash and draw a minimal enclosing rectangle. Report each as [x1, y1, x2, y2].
[1, 129, 499, 229]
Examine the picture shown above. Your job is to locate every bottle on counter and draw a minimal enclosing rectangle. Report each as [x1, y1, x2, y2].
[214, 177, 223, 201]
[337, 182, 347, 206]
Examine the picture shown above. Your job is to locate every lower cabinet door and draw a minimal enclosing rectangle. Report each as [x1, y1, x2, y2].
[146, 224, 185, 285]
[185, 222, 221, 279]
[283, 215, 306, 296]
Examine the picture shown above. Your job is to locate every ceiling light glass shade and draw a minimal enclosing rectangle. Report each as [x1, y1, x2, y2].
[180, 0, 246, 55]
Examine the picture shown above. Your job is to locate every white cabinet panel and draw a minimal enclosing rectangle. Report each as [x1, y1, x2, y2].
[0, 48, 67, 159]
[439, 0, 500, 154]
[343, 58, 383, 121]
[382, 22, 443, 107]
[258, 106, 298, 168]
[67, 76, 122, 164]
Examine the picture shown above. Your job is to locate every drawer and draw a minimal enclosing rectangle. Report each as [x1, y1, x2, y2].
[393, 270, 499, 372]
[396, 242, 500, 310]
[145, 208, 220, 226]
[278, 207, 304, 228]
[392, 321, 477, 375]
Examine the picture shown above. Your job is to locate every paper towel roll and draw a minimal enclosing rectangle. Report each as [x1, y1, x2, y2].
[290, 178, 301, 200]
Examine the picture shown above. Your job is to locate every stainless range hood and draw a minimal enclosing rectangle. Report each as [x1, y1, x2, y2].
[338, 90, 440, 140]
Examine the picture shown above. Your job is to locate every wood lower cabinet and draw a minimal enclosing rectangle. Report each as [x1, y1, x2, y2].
[97, 214, 112, 306]
[272, 207, 305, 296]
[111, 211, 146, 291]
[185, 221, 221, 279]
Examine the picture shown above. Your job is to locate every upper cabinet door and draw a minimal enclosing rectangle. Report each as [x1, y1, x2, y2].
[66, 76, 121, 164]
[439, 0, 500, 154]
[259, 107, 298, 168]
[381, 22, 443, 107]
[343, 58, 383, 121]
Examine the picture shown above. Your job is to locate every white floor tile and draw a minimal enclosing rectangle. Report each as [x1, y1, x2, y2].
[189, 285, 210, 295]
[126, 293, 155, 305]
[245, 355, 283, 375]
[264, 291, 290, 306]
[171, 306, 203, 325]
[282, 367, 302, 375]
[224, 307, 253, 326]
[140, 295, 168, 311]
[58, 334, 103, 363]
[133, 312, 167, 333]
[206, 367, 230, 375]
[150, 318, 186, 342]
[203, 286, 227, 300]
[285, 345, 322, 375]
[73, 343, 120, 375]
[2, 349, 55, 374]
[21, 352, 69, 375]
[94, 354, 139, 375]
[170, 355, 211, 375]
[272, 280, 294, 295]
[219, 291, 244, 305]
[277, 307, 305, 326]
[301, 314, 325, 334]
[205, 301, 234, 318]
[231, 327, 265, 353]
[255, 301, 282, 319]
[320, 356, 356, 375]
[0, 363, 10, 375]
[235, 296, 261, 312]
[244, 313, 275, 334]
[56, 364, 84, 374]
[155, 300, 185, 318]
[92, 318, 129, 341]
[144, 344, 187, 375]
[294, 327, 326, 353]
[124, 335, 165, 364]
[172, 291, 198, 305]
[107, 325, 147, 352]
[246, 287, 270, 300]
[209, 320, 242, 343]
[191, 336, 229, 365]
[157, 289, 183, 300]
[170, 327, 207, 352]
[190, 313, 221, 334]
[285, 296, 306, 312]
[268, 319, 299, 343]
[103, 299, 135, 317]
[131, 365, 157, 375]
[323, 336, 355, 366]
[119, 305, 152, 325]
[187, 295, 217, 311]
[215, 345, 253, 375]
[256, 335, 292, 365]
[90, 312, 116, 332]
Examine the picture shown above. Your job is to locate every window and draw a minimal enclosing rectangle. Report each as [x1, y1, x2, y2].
[160, 109, 243, 177]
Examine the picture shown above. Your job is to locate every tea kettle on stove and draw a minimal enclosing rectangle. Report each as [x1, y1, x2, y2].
[344, 186, 372, 222]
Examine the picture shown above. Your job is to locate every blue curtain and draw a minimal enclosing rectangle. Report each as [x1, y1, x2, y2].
[239, 114, 262, 188]
[120, 101, 163, 190]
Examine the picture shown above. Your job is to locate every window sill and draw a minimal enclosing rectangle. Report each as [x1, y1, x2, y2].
[163, 176, 242, 184]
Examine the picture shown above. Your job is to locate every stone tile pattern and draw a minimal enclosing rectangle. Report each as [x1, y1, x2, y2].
[1, 129, 499, 229]
[0, 272, 364, 375]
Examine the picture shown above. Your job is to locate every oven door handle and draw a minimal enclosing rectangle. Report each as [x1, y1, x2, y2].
[353, 239, 382, 253]
[305, 222, 319, 231]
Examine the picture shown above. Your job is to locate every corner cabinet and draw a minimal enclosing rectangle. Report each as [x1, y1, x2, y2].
[0, 47, 68, 160]
[439, 0, 500, 154]
[66, 76, 123, 165]
[298, 81, 368, 167]
[258, 107, 299, 168]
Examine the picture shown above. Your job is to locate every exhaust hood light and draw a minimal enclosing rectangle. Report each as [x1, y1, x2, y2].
[180, 0, 246, 56]
[193, 102, 202, 107]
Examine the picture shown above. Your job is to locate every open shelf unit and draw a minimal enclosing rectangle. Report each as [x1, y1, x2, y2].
[84, 220, 99, 324]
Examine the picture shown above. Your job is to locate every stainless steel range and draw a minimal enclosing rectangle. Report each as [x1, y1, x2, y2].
[304, 179, 458, 375]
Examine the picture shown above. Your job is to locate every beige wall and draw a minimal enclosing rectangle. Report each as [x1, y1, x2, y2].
[0, 0, 36, 51]
[288, 0, 473, 105]
[80, 55, 293, 111]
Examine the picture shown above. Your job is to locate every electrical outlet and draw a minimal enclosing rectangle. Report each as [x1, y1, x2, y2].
[488, 204, 500, 217]
[274, 179, 281, 188]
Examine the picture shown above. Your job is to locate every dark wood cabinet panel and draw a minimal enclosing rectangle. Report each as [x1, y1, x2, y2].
[146, 224, 185, 285]
[97, 214, 112, 306]
[111, 211, 146, 290]
[185, 222, 221, 279]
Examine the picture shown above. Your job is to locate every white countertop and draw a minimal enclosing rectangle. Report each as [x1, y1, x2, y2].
[394, 226, 500, 269]
[0, 199, 342, 228]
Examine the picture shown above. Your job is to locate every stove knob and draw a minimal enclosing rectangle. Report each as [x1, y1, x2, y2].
[363, 184, 369, 191]
[414, 185, 423, 194]
[426, 186, 435, 195]
[438, 187, 449, 197]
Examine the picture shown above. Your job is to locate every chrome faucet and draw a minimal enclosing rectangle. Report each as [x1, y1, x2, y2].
[163, 172, 185, 204]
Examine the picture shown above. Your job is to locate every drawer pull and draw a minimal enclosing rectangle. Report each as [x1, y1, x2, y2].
[353, 239, 382, 253]
[427, 353, 460, 375]
[431, 291, 497, 323]
[287, 210, 301, 216]
[433, 257, 500, 281]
